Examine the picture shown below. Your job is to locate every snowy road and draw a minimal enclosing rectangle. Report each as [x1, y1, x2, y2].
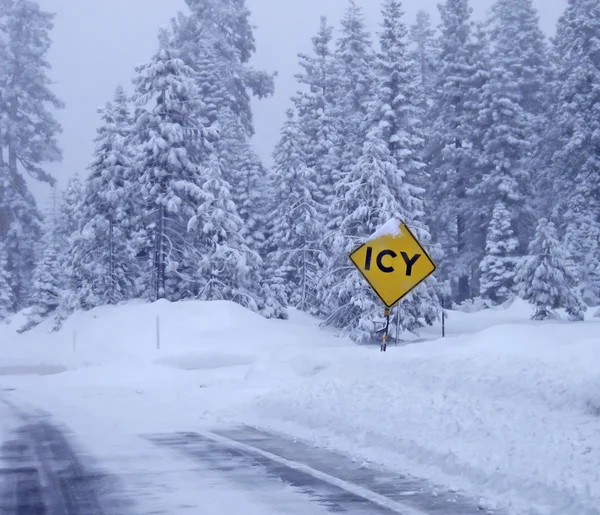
[0, 396, 495, 514]
[0, 398, 127, 514]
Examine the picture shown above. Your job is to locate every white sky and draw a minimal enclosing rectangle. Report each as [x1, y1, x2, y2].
[35, 0, 566, 203]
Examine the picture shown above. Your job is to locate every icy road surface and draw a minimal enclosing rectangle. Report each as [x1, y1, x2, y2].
[0, 397, 495, 515]
[3, 299, 600, 513]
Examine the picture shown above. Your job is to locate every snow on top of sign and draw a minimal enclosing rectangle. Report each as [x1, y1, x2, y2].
[367, 217, 403, 242]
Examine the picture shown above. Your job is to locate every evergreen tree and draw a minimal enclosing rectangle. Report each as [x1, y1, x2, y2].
[56, 174, 84, 249]
[131, 47, 210, 301]
[473, 44, 534, 254]
[488, 0, 552, 126]
[166, 0, 275, 136]
[409, 10, 437, 107]
[294, 16, 340, 208]
[21, 245, 60, 331]
[52, 175, 84, 325]
[370, 0, 440, 327]
[218, 107, 267, 251]
[335, 1, 375, 121]
[516, 218, 585, 321]
[0, 243, 15, 321]
[0, 0, 63, 308]
[67, 86, 137, 309]
[1, 184, 42, 309]
[266, 110, 322, 313]
[328, 0, 375, 228]
[550, 0, 600, 281]
[161, 0, 280, 314]
[320, 124, 438, 342]
[188, 151, 284, 317]
[426, 0, 488, 301]
[482, 0, 550, 247]
[371, 0, 426, 220]
[320, 0, 376, 287]
[562, 192, 600, 305]
[479, 201, 519, 304]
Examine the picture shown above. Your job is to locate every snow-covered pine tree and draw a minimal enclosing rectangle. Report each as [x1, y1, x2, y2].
[0, 243, 15, 321]
[426, 0, 488, 301]
[214, 108, 286, 317]
[187, 150, 285, 317]
[335, 1, 375, 120]
[561, 191, 600, 306]
[472, 37, 534, 256]
[66, 86, 137, 309]
[161, 0, 279, 312]
[56, 174, 84, 250]
[165, 0, 275, 136]
[367, 0, 440, 330]
[0, 184, 42, 310]
[550, 0, 600, 296]
[294, 16, 340, 211]
[131, 47, 211, 301]
[479, 201, 519, 304]
[318, 2, 377, 314]
[0, 0, 63, 308]
[51, 175, 85, 325]
[265, 110, 322, 313]
[516, 218, 585, 321]
[488, 0, 553, 134]
[21, 244, 60, 331]
[321, 124, 426, 342]
[409, 10, 437, 107]
[328, 1, 375, 222]
[217, 107, 267, 252]
[482, 0, 550, 247]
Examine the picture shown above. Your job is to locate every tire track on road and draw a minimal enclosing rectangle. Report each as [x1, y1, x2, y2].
[0, 399, 130, 515]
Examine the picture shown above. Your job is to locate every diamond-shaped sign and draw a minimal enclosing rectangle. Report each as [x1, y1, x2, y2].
[349, 219, 436, 308]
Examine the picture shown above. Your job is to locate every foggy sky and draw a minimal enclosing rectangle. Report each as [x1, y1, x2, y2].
[35, 0, 566, 205]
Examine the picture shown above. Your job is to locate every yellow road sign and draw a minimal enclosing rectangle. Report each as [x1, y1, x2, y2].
[349, 219, 436, 308]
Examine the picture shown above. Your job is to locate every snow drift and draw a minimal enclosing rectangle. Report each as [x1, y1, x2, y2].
[1, 298, 599, 515]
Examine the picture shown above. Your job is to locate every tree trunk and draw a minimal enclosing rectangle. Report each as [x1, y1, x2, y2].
[456, 212, 470, 302]
[109, 218, 114, 304]
[155, 205, 166, 301]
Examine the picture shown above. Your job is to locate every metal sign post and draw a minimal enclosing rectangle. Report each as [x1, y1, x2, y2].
[381, 307, 391, 352]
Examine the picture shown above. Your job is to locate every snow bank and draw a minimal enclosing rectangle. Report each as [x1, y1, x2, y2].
[0, 299, 346, 371]
[247, 314, 600, 515]
[2, 298, 600, 514]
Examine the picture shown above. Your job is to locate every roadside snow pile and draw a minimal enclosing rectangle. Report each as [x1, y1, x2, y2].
[0, 299, 347, 373]
[2, 297, 600, 514]
[248, 314, 600, 515]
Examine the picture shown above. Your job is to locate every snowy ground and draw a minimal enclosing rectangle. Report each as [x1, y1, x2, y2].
[0, 298, 599, 514]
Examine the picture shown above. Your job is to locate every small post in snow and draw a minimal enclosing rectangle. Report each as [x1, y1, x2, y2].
[156, 315, 160, 350]
[441, 297, 446, 338]
[381, 307, 391, 352]
[72, 330, 77, 355]
[395, 306, 400, 346]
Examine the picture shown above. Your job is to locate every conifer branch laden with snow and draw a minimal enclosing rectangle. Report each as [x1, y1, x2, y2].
[0, 0, 63, 311]
[479, 201, 519, 304]
[547, 0, 600, 304]
[20, 246, 60, 332]
[0, 243, 15, 322]
[265, 109, 322, 314]
[64, 86, 138, 311]
[515, 219, 585, 321]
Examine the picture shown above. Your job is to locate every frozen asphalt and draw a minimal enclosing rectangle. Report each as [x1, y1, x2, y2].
[0, 396, 498, 515]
